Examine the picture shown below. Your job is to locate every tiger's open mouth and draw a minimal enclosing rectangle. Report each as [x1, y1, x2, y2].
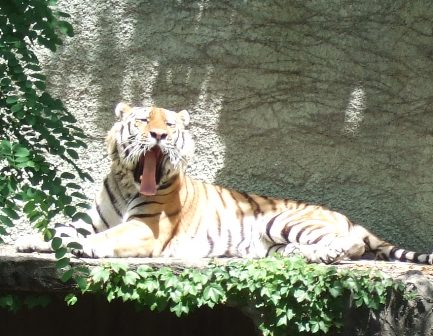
[133, 146, 163, 195]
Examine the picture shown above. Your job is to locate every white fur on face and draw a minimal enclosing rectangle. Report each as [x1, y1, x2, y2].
[107, 106, 195, 175]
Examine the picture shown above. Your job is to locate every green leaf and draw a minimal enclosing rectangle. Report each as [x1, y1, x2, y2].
[2, 207, 19, 220]
[260, 286, 272, 298]
[12, 66, 24, 74]
[123, 271, 140, 286]
[286, 308, 295, 321]
[171, 302, 189, 317]
[16, 160, 36, 168]
[24, 296, 51, 309]
[106, 290, 116, 302]
[23, 201, 36, 214]
[14, 147, 30, 157]
[91, 267, 110, 283]
[56, 10, 71, 18]
[111, 262, 128, 273]
[0, 215, 14, 227]
[34, 81, 46, 90]
[276, 315, 287, 327]
[294, 289, 308, 302]
[26, 64, 42, 71]
[55, 247, 67, 259]
[0, 226, 8, 235]
[6, 96, 18, 104]
[61, 269, 74, 283]
[76, 228, 91, 237]
[66, 241, 83, 250]
[72, 212, 92, 224]
[14, 156, 30, 163]
[56, 257, 70, 269]
[0, 294, 16, 311]
[0, 140, 12, 150]
[75, 276, 89, 292]
[137, 265, 152, 277]
[29, 211, 44, 223]
[76, 202, 92, 209]
[65, 293, 78, 306]
[0, 78, 12, 86]
[311, 321, 320, 333]
[11, 103, 24, 113]
[203, 284, 224, 303]
[329, 285, 343, 298]
[58, 20, 74, 37]
[45, 182, 64, 195]
[59, 194, 73, 205]
[63, 205, 77, 217]
[51, 237, 62, 250]
[29, 73, 46, 80]
[43, 228, 55, 241]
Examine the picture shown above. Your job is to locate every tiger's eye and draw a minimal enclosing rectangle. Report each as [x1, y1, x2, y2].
[135, 119, 148, 126]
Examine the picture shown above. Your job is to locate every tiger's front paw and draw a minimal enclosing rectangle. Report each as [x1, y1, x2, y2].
[70, 241, 115, 258]
[70, 246, 96, 258]
[15, 234, 52, 253]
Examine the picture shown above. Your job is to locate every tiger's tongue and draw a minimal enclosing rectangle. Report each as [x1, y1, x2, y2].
[140, 148, 160, 196]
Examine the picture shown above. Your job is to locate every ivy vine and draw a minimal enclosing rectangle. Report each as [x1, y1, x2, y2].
[61, 255, 407, 336]
[0, 293, 51, 311]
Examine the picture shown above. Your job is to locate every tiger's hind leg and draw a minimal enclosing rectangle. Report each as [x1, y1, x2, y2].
[268, 236, 366, 264]
[263, 207, 367, 263]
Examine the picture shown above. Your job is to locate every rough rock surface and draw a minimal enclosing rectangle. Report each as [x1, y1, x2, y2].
[4, 2, 433, 258]
[1, 245, 433, 336]
[3, 2, 433, 335]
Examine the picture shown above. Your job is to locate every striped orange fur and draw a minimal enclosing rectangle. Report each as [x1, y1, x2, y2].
[16, 103, 433, 264]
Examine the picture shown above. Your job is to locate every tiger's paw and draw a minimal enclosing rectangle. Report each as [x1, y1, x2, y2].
[295, 243, 348, 264]
[282, 243, 301, 256]
[70, 241, 115, 258]
[312, 238, 366, 264]
[318, 247, 346, 264]
[15, 234, 52, 253]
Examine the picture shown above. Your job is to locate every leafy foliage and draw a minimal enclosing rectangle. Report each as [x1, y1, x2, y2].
[0, 293, 51, 311]
[78, 256, 406, 335]
[0, 0, 92, 242]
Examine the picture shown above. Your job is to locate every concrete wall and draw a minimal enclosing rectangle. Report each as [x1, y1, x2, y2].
[13, 0, 433, 251]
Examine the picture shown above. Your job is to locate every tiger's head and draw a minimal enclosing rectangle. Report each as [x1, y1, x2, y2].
[107, 103, 194, 195]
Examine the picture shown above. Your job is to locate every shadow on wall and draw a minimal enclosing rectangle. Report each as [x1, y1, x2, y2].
[45, 0, 433, 251]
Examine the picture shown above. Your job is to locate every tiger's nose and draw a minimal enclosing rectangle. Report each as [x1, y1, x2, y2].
[149, 130, 168, 141]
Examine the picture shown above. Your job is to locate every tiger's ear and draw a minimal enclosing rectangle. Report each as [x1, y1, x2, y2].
[178, 109, 190, 126]
[115, 102, 133, 120]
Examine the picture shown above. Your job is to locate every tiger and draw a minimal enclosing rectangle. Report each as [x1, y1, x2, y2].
[16, 102, 433, 264]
